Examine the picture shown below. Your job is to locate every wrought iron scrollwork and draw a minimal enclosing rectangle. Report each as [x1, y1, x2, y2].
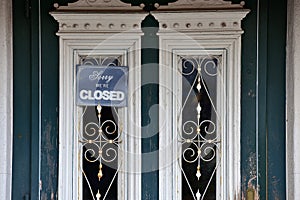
[79, 104, 122, 200]
[81, 55, 122, 67]
[80, 105, 121, 164]
[78, 55, 123, 200]
[179, 55, 221, 200]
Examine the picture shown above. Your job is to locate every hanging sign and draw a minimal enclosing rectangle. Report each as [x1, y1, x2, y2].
[76, 65, 128, 107]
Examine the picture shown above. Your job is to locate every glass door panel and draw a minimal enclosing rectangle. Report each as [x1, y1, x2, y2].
[77, 55, 124, 200]
[179, 56, 220, 200]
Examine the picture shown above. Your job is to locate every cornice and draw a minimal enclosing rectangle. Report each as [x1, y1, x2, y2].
[52, 0, 245, 11]
[50, 13, 147, 33]
[152, 10, 250, 33]
[50, 0, 249, 33]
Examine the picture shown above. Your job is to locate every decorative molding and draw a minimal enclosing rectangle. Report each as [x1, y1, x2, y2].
[159, 0, 245, 10]
[53, 0, 141, 11]
[153, 10, 249, 33]
[52, 0, 245, 11]
[170, 0, 234, 5]
[68, 0, 130, 7]
[50, 13, 147, 33]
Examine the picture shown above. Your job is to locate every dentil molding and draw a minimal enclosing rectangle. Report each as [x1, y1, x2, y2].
[50, 13, 147, 33]
[152, 10, 249, 33]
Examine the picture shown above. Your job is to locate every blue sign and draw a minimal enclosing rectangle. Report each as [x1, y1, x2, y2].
[76, 65, 128, 107]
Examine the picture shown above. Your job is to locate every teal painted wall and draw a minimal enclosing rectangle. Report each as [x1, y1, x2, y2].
[12, 0, 33, 198]
[12, 0, 69, 199]
[141, 15, 159, 200]
[236, 0, 287, 198]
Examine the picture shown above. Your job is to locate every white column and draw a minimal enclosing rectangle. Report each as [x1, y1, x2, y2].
[0, 0, 13, 199]
[287, 0, 300, 199]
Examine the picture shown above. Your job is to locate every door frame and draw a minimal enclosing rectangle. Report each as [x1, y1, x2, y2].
[50, 10, 147, 199]
[155, 10, 248, 199]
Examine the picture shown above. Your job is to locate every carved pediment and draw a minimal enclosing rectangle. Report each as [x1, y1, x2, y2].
[54, 0, 140, 11]
[53, 0, 245, 11]
[160, 0, 245, 10]
[68, 0, 130, 7]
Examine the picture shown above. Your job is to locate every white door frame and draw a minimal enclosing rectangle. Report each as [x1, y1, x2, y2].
[154, 10, 248, 199]
[0, 0, 13, 199]
[51, 9, 147, 199]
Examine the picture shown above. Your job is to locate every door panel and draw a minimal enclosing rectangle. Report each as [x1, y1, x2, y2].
[180, 55, 220, 200]
[79, 56, 124, 199]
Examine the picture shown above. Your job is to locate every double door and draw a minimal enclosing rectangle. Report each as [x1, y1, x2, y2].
[53, 11, 246, 199]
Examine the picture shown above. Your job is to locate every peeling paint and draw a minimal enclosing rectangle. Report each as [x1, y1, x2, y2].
[41, 120, 58, 200]
[242, 152, 260, 200]
[271, 175, 280, 200]
[246, 176, 259, 200]
[241, 178, 259, 200]
[247, 89, 256, 98]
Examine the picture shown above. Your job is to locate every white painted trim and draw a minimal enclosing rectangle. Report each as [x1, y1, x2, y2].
[58, 36, 143, 200]
[0, 0, 13, 199]
[286, 0, 300, 199]
[153, 10, 249, 33]
[51, 12, 146, 200]
[156, 11, 248, 199]
[55, 0, 244, 11]
[50, 13, 146, 33]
